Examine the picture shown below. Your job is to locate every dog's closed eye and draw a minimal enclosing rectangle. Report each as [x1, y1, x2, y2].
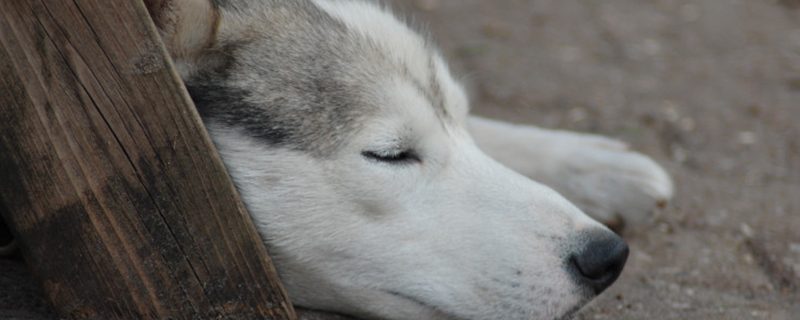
[361, 150, 420, 164]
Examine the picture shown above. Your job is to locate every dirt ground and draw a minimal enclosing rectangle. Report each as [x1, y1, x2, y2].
[386, 0, 800, 319]
[3, 0, 800, 319]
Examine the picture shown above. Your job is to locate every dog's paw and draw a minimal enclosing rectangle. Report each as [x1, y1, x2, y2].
[469, 117, 673, 230]
[535, 131, 674, 230]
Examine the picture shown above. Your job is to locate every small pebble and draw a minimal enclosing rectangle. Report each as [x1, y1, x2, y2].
[740, 223, 755, 238]
[481, 22, 513, 39]
[568, 107, 587, 122]
[558, 46, 582, 62]
[679, 4, 701, 22]
[751, 310, 769, 318]
[679, 117, 695, 132]
[743, 253, 754, 265]
[671, 302, 691, 310]
[737, 131, 757, 145]
[414, 0, 439, 11]
[663, 103, 680, 122]
[642, 39, 661, 55]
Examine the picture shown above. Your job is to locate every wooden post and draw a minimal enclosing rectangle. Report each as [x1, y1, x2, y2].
[0, 0, 296, 319]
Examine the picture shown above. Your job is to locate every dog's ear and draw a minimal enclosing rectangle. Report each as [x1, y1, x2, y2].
[144, 0, 219, 77]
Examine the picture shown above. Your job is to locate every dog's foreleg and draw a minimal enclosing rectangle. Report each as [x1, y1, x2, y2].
[467, 116, 673, 230]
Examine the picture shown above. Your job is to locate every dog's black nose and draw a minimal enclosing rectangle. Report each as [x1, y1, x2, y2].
[568, 229, 629, 295]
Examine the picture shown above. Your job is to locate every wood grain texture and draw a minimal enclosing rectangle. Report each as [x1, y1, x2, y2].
[0, 0, 296, 319]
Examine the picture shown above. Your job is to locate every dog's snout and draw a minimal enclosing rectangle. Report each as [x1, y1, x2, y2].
[568, 230, 629, 295]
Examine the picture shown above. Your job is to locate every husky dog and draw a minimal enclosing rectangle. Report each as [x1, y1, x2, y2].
[148, 0, 673, 319]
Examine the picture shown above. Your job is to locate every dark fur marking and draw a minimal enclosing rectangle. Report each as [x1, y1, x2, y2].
[187, 83, 293, 147]
[186, 0, 454, 156]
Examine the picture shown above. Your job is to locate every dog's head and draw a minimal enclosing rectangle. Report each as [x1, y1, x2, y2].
[148, 0, 628, 319]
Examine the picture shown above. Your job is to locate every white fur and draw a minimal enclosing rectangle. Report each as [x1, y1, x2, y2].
[207, 108, 600, 319]
[311, 0, 471, 122]
[205, 69, 606, 319]
[157, 0, 674, 319]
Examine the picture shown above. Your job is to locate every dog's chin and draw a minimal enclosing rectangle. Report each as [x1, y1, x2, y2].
[554, 296, 594, 320]
[382, 291, 466, 320]
[550, 285, 597, 320]
[376, 288, 596, 320]
[297, 287, 462, 320]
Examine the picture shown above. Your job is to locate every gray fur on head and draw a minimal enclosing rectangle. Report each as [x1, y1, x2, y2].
[185, 0, 449, 156]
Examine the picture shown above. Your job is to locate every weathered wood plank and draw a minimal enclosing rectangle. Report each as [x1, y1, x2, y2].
[0, 0, 296, 319]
